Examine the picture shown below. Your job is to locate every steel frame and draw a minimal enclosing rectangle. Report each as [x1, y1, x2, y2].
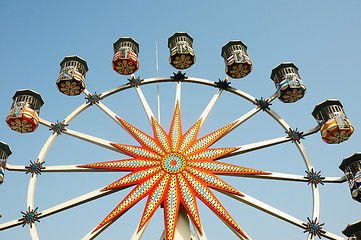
[1, 76, 347, 240]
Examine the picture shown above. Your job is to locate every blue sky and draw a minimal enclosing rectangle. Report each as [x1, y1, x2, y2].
[1, 1, 361, 239]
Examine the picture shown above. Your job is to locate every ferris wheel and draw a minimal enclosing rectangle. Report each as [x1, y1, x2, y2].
[1, 32, 360, 240]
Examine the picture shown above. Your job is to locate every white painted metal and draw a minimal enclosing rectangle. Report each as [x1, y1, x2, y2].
[322, 232, 347, 240]
[40, 187, 123, 219]
[1, 77, 347, 240]
[100, 83, 132, 99]
[98, 77, 220, 100]
[219, 134, 290, 159]
[0, 219, 23, 231]
[221, 124, 320, 159]
[264, 106, 321, 240]
[25, 128, 57, 239]
[22, 90, 111, 239]
[296, 141, 320, 234]
[219, 107, 261, 144]
[220, 190, 305, 228]
[5, 163, 347, 184]
[27, 174, 39, 213]
[173, 205, 192, 240]
[30, 225, 40, 240]
[198, 87, 223, 128]
[227, 87, 257, 103]
[131, 220, 150, 240]
[197, 76, 230, 127]
[42, 165, 125, 172]
[135, 86, 156, 124]
[225, 170, 345, 182]
[218, 190, 344, 240]
[203, 91, 277, 143]
[265, 108, 292, 132]
[94, 101, 130, 133]
[65, 128, 129, 154]
[39, 118, 128, 156]
[5, 163, 27, 171]
[175, 81, 181, 107]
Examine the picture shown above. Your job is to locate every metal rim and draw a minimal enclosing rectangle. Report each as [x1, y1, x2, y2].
[2, 76, 346, 240]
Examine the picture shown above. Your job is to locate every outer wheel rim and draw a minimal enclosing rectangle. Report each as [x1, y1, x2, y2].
[13, 76, 324, 239]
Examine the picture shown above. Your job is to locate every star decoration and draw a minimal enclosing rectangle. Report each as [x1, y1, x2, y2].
[286, 128, 304, 143]
[171, 71, 188, 82]
[79, 101, 269, 240]
[86, 92, 102, 105]
[305, 169, 325, 186]
[25, 160, 45, 176]
[49, 120, 68, 135]
[216, 79, 231, 90]
[303, 217, 325, 239]
[128, 76, 143, 87]
[19, 207, 41, 228]
[254, 97, 271, 111]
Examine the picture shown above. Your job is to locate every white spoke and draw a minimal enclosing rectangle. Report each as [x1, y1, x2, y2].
[6, 163, 345, 183]
[94, 101, 130, 133]
[5, 164, 129, 172]
[29, 225, 39, 240]
[220, 107, 260, 140]
[219, 136, 290, 159]
[40, 187, 123, 219]
[62, 128, 127, 154]
[39, 118, 129, 156]
[218, 126, 320, 159]
[217, 190, 344, 240]
[43, 165, 127, 172]
[198, 88, 222, 128]
[135, 85, 155, 124]
[5, 163, 27, 171]
[175, 81, 181, 107]
[0, 187, 124, 232]
[214, 92, 279, 142]
[323, 176, 347, 183]
[219, 170, 346, 183]
[198, 75, 229, 128]
[0, 219, 23, 231]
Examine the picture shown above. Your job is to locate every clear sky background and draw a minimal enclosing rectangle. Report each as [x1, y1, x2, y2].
[1, 1, 361, 239]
